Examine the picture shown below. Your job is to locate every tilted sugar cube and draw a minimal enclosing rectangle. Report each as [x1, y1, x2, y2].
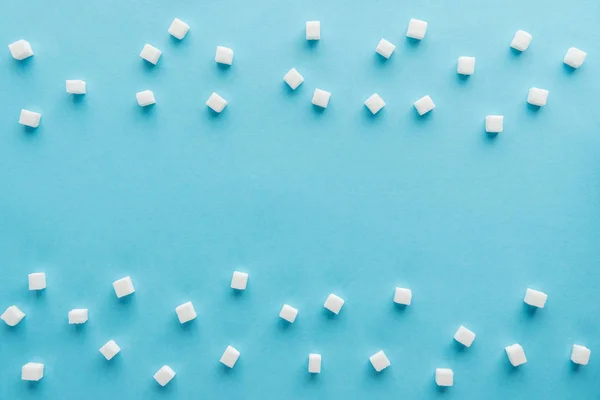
[524, 288, 547, 308]
[312, 89, 331, 108]
[215, 46, 234, 65]
[153, 365, 176, 386]
[324, 293, 344, 314]
[376, 39, 396, 59]
[571, 344, 591, 365]
[308, 353, 321, 373]
[113, 276, 135, 298]
[168, 18, 190, 40]
[510, 30, 532, 52]
[485, 115, 503, 133]
[9, 40, 34, 60]
[1, 305, 25, 326]
[370, 350, 390, 372]
[21, 362, 44, 381]
[231, 271, 248, 290]
[279, 304, 298, 323]
[306, 21, 320, 40]
[458, 56, 476, 75]
[28, 272, 46, 290]
[414, 95, 435, 116]
[505, 343, 527, 367]
[283, 68, 304, 90]
[435, 368, 453, 387]
[406, 19, 427, 40]
[527, 88, 549, 107]
[220, 345, 240, 368]
[453, 325, 475, 347]
[68, 308, 88, 324]
[175, 301, 197, 324]
[206, 92, 227, 113]
[564, 47, 587, 69]
[19, 109, 41, 128]
[99, 340, 121, 360]
[136, 90, 156, 107]
[364, 93, 385, 115]
[393, 287, 412, 305]
[140, 44, 162, 65]
[66, 80, 86, 94]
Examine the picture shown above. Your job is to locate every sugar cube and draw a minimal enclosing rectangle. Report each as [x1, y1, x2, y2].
[28, 272, 46, 290]
[215, 46, 234, 65]
[485, 115, 503, 133]
[457, 56, 476, 75]
[364, 93, 385, 115]
[505, 343, 527, 367]
[375, 39, 396, 59]
[21, 362, 44, 381]
[393, 287, 412, 305]
[136, 90, 156, 107]
[369, 350, 390, 372]
[113, 276, 135, 298]
[168, 18, 190, 40]
[510, 30, 532, 52]
[312, 89, 331, 108]
[68, 308, 88, 324]
[283, 68, 304, 90]
[571, 344, 591, 365]
[153, 365, 176, 386]
[140, 44, 162, 65]
[220, 345, 240, 368]
[99, 340, 121, 360]
[175, 301, 197, 324]
[406, 19, 427, 40]
[306, 21, 320, 40]
[524, 288, 547, 308]
[435, 368, 453, 387]
[453, 325, 476, 347]
[9, 40, 34, 60]
[279, 304, 298, 323]
[1, 305, 25, 326]
[564, 47, 587, 69]
[19, 109, 41, 128]
[308, 353, 321, 373]
[527, 87, 549, 107]
[231, 271, 248, 290]
[66, 80, 86, 94]
[414, 95, 435, 116]
[324, 293, 344, 314]
[206, 92, 227, 113]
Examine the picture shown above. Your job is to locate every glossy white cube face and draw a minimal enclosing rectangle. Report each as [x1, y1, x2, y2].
[21, 362, 44, 381]
[68, 309, 88, 324]
[1, 306, 25, 327]
[140, 44, 162, 65]
[564, 47, 587, 68]
[505, 343, 527, 367]
[99, 340, 121, 360]
[279, 304, 298, 323]
[312, 89, 331, 108]
[376, 38, 396, 59]
[510, 30, 532, 51]
[283, 68, 304, 90]
[370, 350, 390, 372]
[571, 345, 591, 365]
[457, 56, 476, 75]
[113, 276, 135, 298]
[19, 109, 41, 128]
[29, 272, 46, 290]
[485, 115, 503, 133]
[393, 287, 412, 305]
[215, 46, 234, 65]
[9, 40, 34, 60]
[406, 19, 427, 40]
[66, 80, 86, 94]
[175, 301, 197, 324]
[136, 90, 156, 107]
[168, 18, 190, 40]
[435, 368, 453, 386]
[231, 271, 248, 290]
[308, 353, 321, 373]
[153, 365, 176, 386]
[453, 325, 476, 347]
[414, 95, 435, 116]
[524, 288, 547, 308]
[306, 21, 320, 40]
[364, 93, 386, 115]
[527, 88, 549, 107]
[324, 293, 344, 314]
[206, 92, 227, 113]
[220, 345, 240, 368]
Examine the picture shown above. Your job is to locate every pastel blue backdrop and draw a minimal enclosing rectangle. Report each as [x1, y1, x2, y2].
[1, 0, 599, 398]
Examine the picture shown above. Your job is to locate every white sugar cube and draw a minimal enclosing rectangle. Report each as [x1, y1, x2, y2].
[527, 87, 549, 107]
[308, 353, 321, 373]
[283, 68, 304, 90]
[231, 271, 248, 290]
[9, 40, 34, 60]
[564, 47, 587, 69]
[153, 365, 175, 386]
[1, 305, 25, 327]
[324, 293, 344, 314]
[19, 109, 41, 128]
[21, 362, 44, 381]
[68, 308, 88, 324]
[369, 350, 390, 372]
[406, 19, 427, 40]
[113, 276, 135, 298]
[66, 80, 86, 94]
[457, 56, 476, 75]
[571, 344, 591, 365]
[99, 340, 121, 360]
[453, 325, 476, 347]
[279, 304, 298, 323]
[485, 115, 503, 133]
[364, 93, 385, 115]
[175, 301, 197, 324]
[505, 343, 527, 367]
[215, 46, 234, 65]
[136, 90, 156, 107]
[306, 21, 321, 40]
[140, 44, 162, 65]
[435, 368, 453, 387]
[312, 89, 331, 108]
[375, 38, 396, 59]
[28, 272, 46, 290]
[524, 288, 547, 308]
[393, 287, 412, 305]
[510, 30, 532, 52]
[220, 345, 240, 368]
[414, 95, 435, 116]
[168, 18, 190, 40]
[206, 92, 227, 113]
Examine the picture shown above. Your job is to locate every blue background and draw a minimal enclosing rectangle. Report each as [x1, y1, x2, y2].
[1, 0, 599, 398]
